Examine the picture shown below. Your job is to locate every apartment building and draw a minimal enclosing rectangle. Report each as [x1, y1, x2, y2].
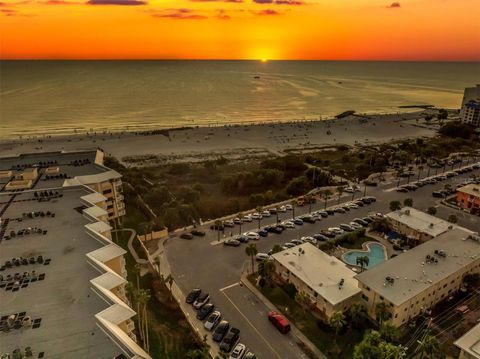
[0, 151, 148, 358]
[272, 243, 361, 319]
[457, 184, 480, 214]
[355, 228, 480, 327]
[386, 207, 455, 242]
[460, 85, 480, 127]
[455, 323, 480, 359]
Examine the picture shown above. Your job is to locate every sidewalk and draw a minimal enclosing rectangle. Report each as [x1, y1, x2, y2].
[240, 273, 327, 359]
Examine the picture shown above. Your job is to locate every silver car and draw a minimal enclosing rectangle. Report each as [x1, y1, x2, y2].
[204, 311, 222, 331]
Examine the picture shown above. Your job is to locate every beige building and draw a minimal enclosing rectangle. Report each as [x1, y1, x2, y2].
[355, 228, 480, 327]
[460, 85, 480, 127]
[386, 207, 455, 242]
[272, 243, 361, 319]
[455, 323, 480, 359]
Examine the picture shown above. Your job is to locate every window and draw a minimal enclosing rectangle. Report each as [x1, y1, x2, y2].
[443, 284, 447, 288]
[103, 189, 112, 195]
[380, 296, 384, 300]
[395, 314, 398, 318]
[362, 294, 369, 302]
[107, 204, 114, 210]
[366, 287, 371, 291]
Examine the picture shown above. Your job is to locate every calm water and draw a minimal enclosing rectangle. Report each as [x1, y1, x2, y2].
[1, 60, 479, 139]
[343, 242, 387, 269]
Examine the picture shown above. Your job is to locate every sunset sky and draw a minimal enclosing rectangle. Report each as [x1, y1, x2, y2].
[0, 0, 479, 60]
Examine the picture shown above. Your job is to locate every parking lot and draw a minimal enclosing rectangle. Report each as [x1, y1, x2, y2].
[165, 163, 480, 358]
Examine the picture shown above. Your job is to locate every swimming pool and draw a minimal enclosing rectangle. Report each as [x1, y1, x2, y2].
[342, 242, 387, 269]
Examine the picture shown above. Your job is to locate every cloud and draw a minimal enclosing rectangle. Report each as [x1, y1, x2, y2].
[1, 8, 17, 15]
[43, 0, 82, 4]
[273, 0, 303, 4]
[253, 8, 279, 15]
[252, 0, 272, 3]
[190, 0, 242, 2]
[150, 8, 207, 19]
[387, 2, 400, 8]
[87, 0, 146, 5]
[217, 9, 231, 19]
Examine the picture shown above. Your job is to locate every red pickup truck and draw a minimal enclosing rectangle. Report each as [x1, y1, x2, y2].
[268, 311, 291, 334]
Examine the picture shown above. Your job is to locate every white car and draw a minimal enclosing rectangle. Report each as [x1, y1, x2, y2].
[350, 222, 363, 230]
[251, 212, 262, 220]
[224, 220, 235, 227]
[328, 227, 345, 235]
[242, 215, 253, 222]
[204, 311, 222, 331]
[244, 232, 260, 240]
[282, 221, 295, 228]
[255, 253, 270, 261]
[233, 218, 243, 225]
[347, 203, 359, 209]
[285, 204, 293, 210]
[278, 205, 287, 212]
[261, 210, 271, 217]
[283, 243, 296, 248]
[301, 236, 317, 245]
[229, 343, 247, 359]
[291, 239, 304, 245]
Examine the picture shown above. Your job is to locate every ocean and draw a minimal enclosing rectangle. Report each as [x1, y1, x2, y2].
[1, 60, 479, 139]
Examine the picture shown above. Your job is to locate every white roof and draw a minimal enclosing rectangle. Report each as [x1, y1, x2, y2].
[272, 243, 361, 305]
[89, 243, 126, 263]
[84, 206, 109, 220]
[81, 192, 107, 205]
[458, 184, 480, 198]
[75, 170, 122, 185]
[455, 323, 480, 358]
[386, 207, 454, 237]
[86, 220, 112, 234]
[356, 228, 480, 306]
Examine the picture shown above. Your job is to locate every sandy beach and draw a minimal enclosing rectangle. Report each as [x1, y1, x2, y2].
[0, 111, 438, 165]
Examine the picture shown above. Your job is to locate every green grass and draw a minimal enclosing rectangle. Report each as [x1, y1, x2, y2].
[341, 236, 377, 250]
[250, 275, 369, 358]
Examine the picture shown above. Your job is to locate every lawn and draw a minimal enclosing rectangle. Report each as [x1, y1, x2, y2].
[341, 236, 377, 250]
[249, 274, 370, 358]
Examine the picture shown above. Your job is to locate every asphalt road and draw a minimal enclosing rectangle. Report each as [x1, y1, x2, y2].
[165, 164, 480, 358]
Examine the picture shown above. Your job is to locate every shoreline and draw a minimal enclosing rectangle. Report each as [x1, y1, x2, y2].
[0, 110, 441, 165]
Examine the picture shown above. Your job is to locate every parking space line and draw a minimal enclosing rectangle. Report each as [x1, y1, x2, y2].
[219, 282, 240, 292]
[221, 289, 283, 359]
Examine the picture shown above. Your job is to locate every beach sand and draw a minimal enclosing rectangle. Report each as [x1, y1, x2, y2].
[0, 112, 437, 166]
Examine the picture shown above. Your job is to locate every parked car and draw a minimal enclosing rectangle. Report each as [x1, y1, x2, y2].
[197, 303, 215, 320]
[300, 215, 315, 223]
[191, 229, 205, 237]
[224, 239, 241, 247]
[326, 209, 335, 215]
[229, 343, 247, 359]
[313, 233, 329, 242]
[354, 200, 364, 206]
[268, 311, 291, 334]
[396, 187, 408, 193]
[233, 218, 243, 225]
[186, 288, 201, 304]
[258, 229, 268, 237]
[282, 221, 295, 228]
[261, 210, 271, 217]
[291, 239, 304, 245]
[224, 220, 235, 228]
[366, 196, 376, 202]
[213, 321, 230, 342]
[255, 253, 270, 261]
[293, 218, 304, 225]
[329, 227, 344, 235]
[432, 190, 445, 198]
[320, 229, 336, 238]
[278, 205, 287, 212]
[242, 215, 253, 222]
[318, 211, 329, 218]
[347, 203, 359, 209]
[334, 207, 346, 214]
[193, 293, 210, 309]
[339, 224, 354, 232]
[204, 311, 222, 331]
[350, 222, 363, 230]
[180, 232, 194, 240]
[301, 236, 317, 245]
[353, 218, 369, 226]
[244, 232, 260, 240]
[269, 208, 277, 214]
[244, 352, 257, 359]
[251, 212, 262, 220]
[285, 204, 293, 210]
[210, 223, 225, 231]
[220, 328, 240, 352]
[235, 235, 249, 243]
[283, 243, 296, 249]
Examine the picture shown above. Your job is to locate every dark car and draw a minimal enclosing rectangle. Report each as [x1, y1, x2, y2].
[193, 293, 210, 309]
[212, 321, 230, 342]
[354, 200, 364, 206]
[186, 288, 201, 304]
[396, 187, 408, 193]
[258, 229, 268, 237]
[236, 235, 249, 243]
[191, 229, 206, 237]
[264, 226, 281, 234]
[318, 211, 329, 218]
[361, 197, 373, 204]
[320, 229, 336, 238]
[196, 303, 215, 320]
[432, 190, 445, 198]
[326, 209, 335, 215]
[180, 233, 194, 240]
[220, 327, 240, 352]
[364, 180, 378, 186]
[353, 218, 369, 226]
[293, 218, 304, 225]
[313, 233, 329, 242]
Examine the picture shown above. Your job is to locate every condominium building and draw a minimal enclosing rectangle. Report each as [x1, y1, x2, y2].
[272, 243, 361, 319]
[460, 85, 480, 127]
[386, 207, 455, 242]
[355, 228, 480, 327]
[0, 149, 125, 222]
[457, 184, 480, 214]
[0, 151, 149, 358]
[455, 323, 480, 359]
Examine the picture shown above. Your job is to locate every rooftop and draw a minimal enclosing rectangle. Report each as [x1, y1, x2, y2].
[272, 243, 361, 305]
[454, 323, 480, 359]
[355, 228, 480, 306]
[458, 183, 480, 198]
[386, 207, 454, 238]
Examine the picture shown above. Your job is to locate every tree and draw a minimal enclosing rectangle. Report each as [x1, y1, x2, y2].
[256, 206, 263, 229]
[403, 198, 413, 207]
[356, 255, 370, 272]
[329, 311, 346, 344]
[396, 169, 404, 187]
[389, 201, 401, 212]
[336, 186, 344, 204]
[427, 206, 437, 216]
[419, 334, 440, 359]
[290, 200, 296, 219]
[137, 289, 151, 353]
[354, 330, 406, 359]
[295, 291, 311, 316]
[213, 219, 223, 241]
[447, 214, 458, 224]
[258, 259, 276, 286]
[375, 302, 392, 324]
[165, 274, 174, 300]
[417, 165, 424, 181]
[379, 323, 401, 343]
[237, 212, 244, 235]
[270, 244, 284, 255]
[348, 303, 367, 328]
[245, 243, 258, 274]
[322, 189, 332, 210]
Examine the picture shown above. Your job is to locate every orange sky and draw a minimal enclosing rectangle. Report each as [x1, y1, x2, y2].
[0, 0, 479, 60]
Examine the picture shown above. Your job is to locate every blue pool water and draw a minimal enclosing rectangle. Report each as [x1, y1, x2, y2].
[342, 242, 387, 269]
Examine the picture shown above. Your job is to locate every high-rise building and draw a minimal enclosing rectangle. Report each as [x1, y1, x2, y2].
[460, 85, 480, 127]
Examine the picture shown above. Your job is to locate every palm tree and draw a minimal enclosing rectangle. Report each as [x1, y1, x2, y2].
[270, 244, 283, 255]
[375, 302, 392, 324]
[259, 259, 276, 286]
[389, 201, 401, 212]
[447, 214, 458, 224]
[427, 206, 437, 216]
[396, 169, 404, 187]
[275, 207, 280, 224]
[417, 165, 424, 181]
[290, 200, 296, 219]
[348, 303, 367, 328]
[137, 289, 151, 353]
[256, 206, 263, 229]
[379, 323, 401, 343]
[245, 243, 258, 274]
[295, 291, 311, 316]
[125, 281, 135, 306]
[403, 198, 413, 207]
[237, 212, 244, 235]
[165, 274, 174, 300]
[329, 311, 346, 344]
[356, 255, 370, 272]
[213, 219, 222, 241]
[322, 189, 332, 210]
[419, 334, 440, 359]
[336, 186, 344, 204]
